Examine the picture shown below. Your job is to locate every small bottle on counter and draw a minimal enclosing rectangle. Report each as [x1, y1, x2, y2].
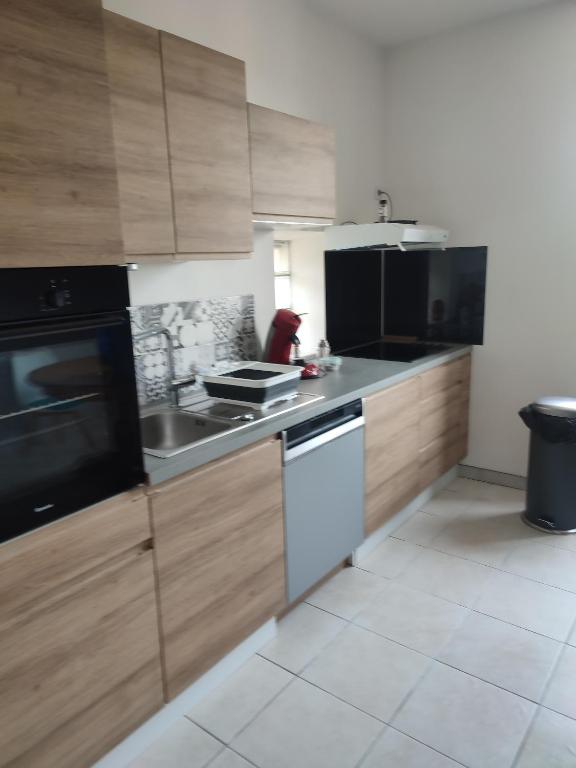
[318, 339, 331, 360]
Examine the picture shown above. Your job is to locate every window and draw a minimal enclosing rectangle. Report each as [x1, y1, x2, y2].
[274, 240, 292, 309]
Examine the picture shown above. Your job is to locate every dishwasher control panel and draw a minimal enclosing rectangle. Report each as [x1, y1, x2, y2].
[283, 399, 363, 451]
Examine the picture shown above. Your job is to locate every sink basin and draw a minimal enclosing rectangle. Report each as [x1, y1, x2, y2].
[141, 410, 231, 458]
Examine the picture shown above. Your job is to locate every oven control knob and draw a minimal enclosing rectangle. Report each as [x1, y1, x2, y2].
[45, 287, 67, 309]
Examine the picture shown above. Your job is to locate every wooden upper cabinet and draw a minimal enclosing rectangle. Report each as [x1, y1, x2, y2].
[248, 104, 336, 222]
[103, 11, 175, 255]
[151, 439, 285, 699]
[160, 34, 253, 259]
[0, 0, 123, 267]
[0, 491, 163, 768]
[364, 377, 421, 535]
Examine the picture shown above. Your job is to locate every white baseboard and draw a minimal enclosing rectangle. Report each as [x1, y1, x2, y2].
[458, 463, 526, 490]
[351, 466, 458, 563]
[93, 618, 277, 768]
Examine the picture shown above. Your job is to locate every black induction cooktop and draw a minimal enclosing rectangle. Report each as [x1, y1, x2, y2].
[340, 341, 449, 363]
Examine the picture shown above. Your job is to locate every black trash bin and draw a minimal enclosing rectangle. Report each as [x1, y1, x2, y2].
[520, 397, 576, 533]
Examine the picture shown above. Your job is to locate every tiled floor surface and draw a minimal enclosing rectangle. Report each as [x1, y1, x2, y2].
[129, 479, 576, 768]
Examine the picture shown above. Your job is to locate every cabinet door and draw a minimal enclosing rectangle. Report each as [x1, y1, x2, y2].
[151, 439, 285, 699]
[0, 0, 123, 267]
[104, 12, 175, 255]
[0, 492, 163, 768]
[161, 34, 252, 259]
[365, 377, 421, 535]
[457, 354, 472, 461]
[249, 104, 336, 221]
[418, 355, 471, 489]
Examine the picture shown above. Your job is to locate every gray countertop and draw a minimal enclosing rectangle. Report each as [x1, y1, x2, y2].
[144, 344, 472, 485]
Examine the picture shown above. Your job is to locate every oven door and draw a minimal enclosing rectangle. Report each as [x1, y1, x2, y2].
[0, 311, 144, 542]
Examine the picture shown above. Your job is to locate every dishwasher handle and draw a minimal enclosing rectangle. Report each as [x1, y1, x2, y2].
[282, 415, 364, 463]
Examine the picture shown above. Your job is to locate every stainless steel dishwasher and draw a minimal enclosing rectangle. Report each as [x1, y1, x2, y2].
[282, 400, 365, 603]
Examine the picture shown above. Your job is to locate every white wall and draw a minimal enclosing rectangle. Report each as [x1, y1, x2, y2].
[104, 0, 388, 347]
[275, 230, 326, 356]
[379, 1, 576, 476]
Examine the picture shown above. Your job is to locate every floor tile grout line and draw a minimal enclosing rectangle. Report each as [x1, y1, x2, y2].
[306, 559, 573, 664]
[468, 606, 572, 645]
[289, 652, 472, 768]
[221, 745, 262, 768]
[272, 632, 532, 734]
[195, 670, 299, 755]
[377, 649, 437, 728]
[540, 700, 576, 724]
[361, 528, 576, 602]
[271, 606, 564, 715]
[199, 483, 562, 768]
[386, 660, 537, 768]
[349, 609, 567, 707]
[194, 645, 545, 768]
[382, 723, 472, 768]
[351, 561, 575, 645]
[537, 641, 573, 715]
[354, 723, 472, 768]
[257, 606, 351, 680]
[394, 529, 576, 584]
[352, 721, 388, 768]
[202, 743, 227, 768]
[565, 608, 576, 647]
[509, 704, 541, 768]
[391, 496, 576, 594]
[260, 612, 576, 726]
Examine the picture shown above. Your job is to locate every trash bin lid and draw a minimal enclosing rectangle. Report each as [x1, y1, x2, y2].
[534, 396, 576, 417]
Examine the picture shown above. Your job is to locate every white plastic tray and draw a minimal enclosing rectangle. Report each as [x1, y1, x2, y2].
[202, 361, 303, 389]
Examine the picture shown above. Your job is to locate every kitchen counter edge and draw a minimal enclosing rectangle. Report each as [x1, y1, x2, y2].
[144, 345, 472, 486]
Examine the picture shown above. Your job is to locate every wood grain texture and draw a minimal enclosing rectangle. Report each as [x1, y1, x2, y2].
[419, 382, 463, 446]
[458, 396, 471, 460]
[365, 378, 421, 535]
[418, 355, 472, 488]
[103, 11, 175, 255]
[419, 425, 463, 490]
[249, 103, 336, 220]
[419, 356, 468, 400]
[0, 489, 150, 621]
[0, 0, 123, 266]
[151, 439, 285, 699]
[161, 33, 252, 257]
[0, 550, 163, 768]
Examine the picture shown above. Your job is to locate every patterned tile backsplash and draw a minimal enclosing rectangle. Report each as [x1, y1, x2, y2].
[130, 296, 258, 406]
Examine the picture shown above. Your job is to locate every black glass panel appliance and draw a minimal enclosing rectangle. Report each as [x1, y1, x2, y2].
[325, 246, 487, 361]
[0, 266, 144, 543]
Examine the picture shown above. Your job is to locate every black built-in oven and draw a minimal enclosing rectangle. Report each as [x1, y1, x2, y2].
[0, 266, 144, 543]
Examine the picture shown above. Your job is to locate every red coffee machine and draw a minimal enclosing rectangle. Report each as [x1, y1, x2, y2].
[267, 309, 301, 365]
[267, 309, 320, 378]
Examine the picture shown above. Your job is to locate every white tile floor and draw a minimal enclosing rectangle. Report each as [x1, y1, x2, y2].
[127, 479, 576, 768]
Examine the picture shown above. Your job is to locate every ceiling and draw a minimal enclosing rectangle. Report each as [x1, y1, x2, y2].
[305, 0, 558, 48]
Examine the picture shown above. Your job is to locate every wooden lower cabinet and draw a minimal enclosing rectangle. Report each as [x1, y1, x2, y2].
[0, 491, 163, 768]
[418, 355, 471, 489]
[365, 377, 421, 535]
[150, 439, 286, 699]
[365, 355, 472, 534]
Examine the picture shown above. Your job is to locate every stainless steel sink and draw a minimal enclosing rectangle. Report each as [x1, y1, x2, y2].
[140, 410, 231, 458]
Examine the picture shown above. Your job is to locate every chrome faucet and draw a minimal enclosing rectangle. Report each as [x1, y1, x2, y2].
[133, 327, 196, 408]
